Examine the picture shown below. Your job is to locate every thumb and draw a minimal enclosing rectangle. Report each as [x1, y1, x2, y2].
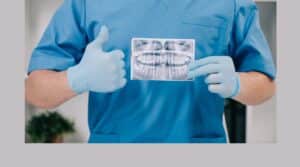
[91, 25, 109, 50]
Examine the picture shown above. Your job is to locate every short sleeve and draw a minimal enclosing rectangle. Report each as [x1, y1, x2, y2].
[27, 0, 87, 73]
[230, 0, 276, 79]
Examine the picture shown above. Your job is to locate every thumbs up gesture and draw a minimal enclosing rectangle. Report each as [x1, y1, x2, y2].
[67, 26, 127, 94]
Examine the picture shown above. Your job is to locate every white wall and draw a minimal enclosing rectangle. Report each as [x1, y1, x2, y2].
[246, 2, 277, 143]
[25, 0, 277, 143]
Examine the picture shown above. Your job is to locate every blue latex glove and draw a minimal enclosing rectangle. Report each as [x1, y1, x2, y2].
[67, 26, 127, 94]
[188, 56, 240, 98]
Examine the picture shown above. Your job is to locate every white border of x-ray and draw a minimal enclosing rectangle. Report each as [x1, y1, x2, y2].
[131, 38, 195, 81]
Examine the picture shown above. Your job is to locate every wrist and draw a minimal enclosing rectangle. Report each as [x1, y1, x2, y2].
[229, 72, 241, 98]
[67, 65, 88, 94]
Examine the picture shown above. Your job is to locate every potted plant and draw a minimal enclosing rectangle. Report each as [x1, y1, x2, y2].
[26, 111, 75, 143]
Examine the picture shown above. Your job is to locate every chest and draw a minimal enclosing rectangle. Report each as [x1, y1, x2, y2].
[85, 0, 235, 59]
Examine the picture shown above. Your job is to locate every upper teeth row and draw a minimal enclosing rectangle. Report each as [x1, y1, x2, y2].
[135, 52, 192, 66]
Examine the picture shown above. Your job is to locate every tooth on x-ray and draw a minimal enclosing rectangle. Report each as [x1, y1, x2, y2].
[131, 38, 195, 81]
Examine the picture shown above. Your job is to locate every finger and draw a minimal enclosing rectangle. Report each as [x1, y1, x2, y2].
[111, 74, 120, 82]
[110, 68, 126, 82]
[116, 78, 127, 89]
[188, 56, 223, 70]
[110, 60, 125, 70]
[116, 60, 125, 69]
[105, 84, 120, 93]
[109, 64, 118, 72]
[205, 73, 223, 84]
[107, 61, 125, 75]
[208, 84, 224, 94]
[120, 69, 126, 77]
[188, 64, 220, 79]
[113, 68, 126, 79]
[91, 25, 109, 49]
[108, 50, 125, 61]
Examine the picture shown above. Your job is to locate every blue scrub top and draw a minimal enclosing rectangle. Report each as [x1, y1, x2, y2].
[28, 0, 276, 143]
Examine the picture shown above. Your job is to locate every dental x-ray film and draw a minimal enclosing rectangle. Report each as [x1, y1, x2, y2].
[131, 38, 195, 81]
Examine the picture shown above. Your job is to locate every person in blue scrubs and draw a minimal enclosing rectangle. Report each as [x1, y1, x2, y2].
[26, 0, 276, 143]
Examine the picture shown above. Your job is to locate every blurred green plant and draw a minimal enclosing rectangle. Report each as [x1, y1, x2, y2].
[26, 111, 75, 143]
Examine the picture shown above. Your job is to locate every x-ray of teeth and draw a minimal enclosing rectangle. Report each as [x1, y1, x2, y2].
[131, 38, 195, 81]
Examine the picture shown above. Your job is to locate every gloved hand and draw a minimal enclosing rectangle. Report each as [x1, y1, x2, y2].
[188, 56, 240, 98]
[67, 26, 127, 94]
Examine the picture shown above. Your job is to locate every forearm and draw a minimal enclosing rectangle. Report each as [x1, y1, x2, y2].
[25, 70, 77, 109]
[233, 72, 276, 105]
